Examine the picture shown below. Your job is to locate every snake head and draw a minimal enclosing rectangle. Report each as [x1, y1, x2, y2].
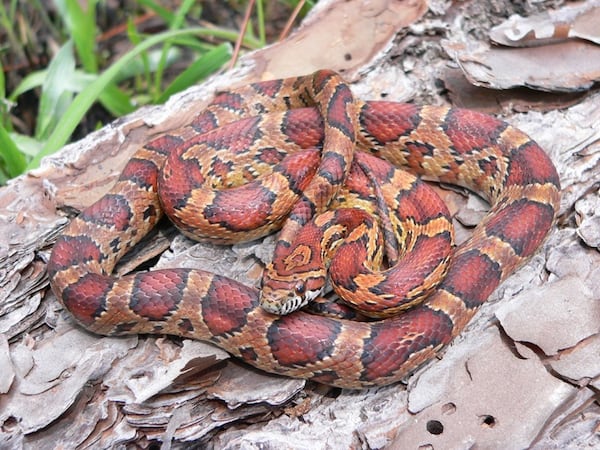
[259, 263, 325, 315]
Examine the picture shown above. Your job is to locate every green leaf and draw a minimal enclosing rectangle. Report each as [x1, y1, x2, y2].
[98, 84, 135, 117]
[256, 0, 266, 46]
[170, 0, 195, 30]
[11, 67, 133, 119]
[0, 125, 27, 177]
[113, 47, 182, 84]
[9, 70, 48, 101]
[28, 27, 238, 169]
[64, 0, 99, 72]
[0, 57, 5, 99]
[152, 0, 196, 98]
[158, 43, 231, 103]
[9, 132, 43, 157]
[0, 57, 10, 130]
[10, 69, 94, 101]
[35, 40, 77, 141]
[137, 0, 175, 25]
[126, 17, 151, 91]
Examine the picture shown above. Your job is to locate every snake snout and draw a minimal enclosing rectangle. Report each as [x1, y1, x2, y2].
[260, 264, 326, 315]
[259, 285, 322, 315]
[259, 289, 305, 315]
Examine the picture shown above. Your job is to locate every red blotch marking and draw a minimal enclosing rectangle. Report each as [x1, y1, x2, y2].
[129, 270, 186, 320]
[267, 314, 340, 367]
[191, 110, 219, 134]
[360, 308, 453, 381]
[239, 347, 259, 363]
[144, 134, 185, 155]
[120, 158, 159, 189]
[345, 152, 399, 199]
[441, 249, 501, 308]
[178, 318, 194, 333]
[354, 151, 395, 180]
[478, 156, 500, 178]
[444, 109, 505, 154]
[403, 142, 435, 172]
[202, 275, 257, 337]
[312, 70, 336, 92]
[81, 194, 132, 231]
[318, 151, 348, 187]
[487, 199, 556, 257]
[48, 235, 103, 275]
[325, 84, 354, 139]
[329, 240, 368, 288]
[62, 273, 111, 326]
[310, 371, 341, 385]
[276, 149, 320, 193]
[344, 164, 371, 197]
[159, 151, 207, 214]
[288, 198, 317, 228]
[251, 79, 283, 98]
[334, 208, 372, 229]
[328, 209, 375, 283]
[377, 233, 452, 297]
[204, 183, 276, 231]
[199, 115, 262, 153]
[360, 102, 421, 144]
[209, 91, 245, 113]
[210, 158, 233, 180]
[395, 179, 450, 224]
[281, 108, 324, 148]
[257, 147, 287, 165]
[506, 141, 561, 188]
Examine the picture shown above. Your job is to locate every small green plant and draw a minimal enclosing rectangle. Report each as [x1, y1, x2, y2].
[0, 0, 312, 184]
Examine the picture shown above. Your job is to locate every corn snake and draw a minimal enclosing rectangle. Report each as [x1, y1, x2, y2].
[47, 70, 561, 388]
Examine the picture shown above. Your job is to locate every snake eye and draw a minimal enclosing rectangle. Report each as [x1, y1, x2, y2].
[294, 281, 305, 296]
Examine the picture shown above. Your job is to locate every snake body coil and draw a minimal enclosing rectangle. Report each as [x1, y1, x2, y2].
[48, 71, 560, 388]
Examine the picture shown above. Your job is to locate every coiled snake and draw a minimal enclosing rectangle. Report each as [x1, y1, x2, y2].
[48, 71, 560, 389]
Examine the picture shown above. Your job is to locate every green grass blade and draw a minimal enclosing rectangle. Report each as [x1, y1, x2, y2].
[157, 43, 231, 103]
[12, 68, 133, 118]
[137, 0, 175, 24]
[9, 132, 43, 157]
[0, 2, 24, 61]
[126, 17, 152, 93]
[152, 0, 196, 98]
[35, 40, 76, 140]
[9, 71, 48, 101]
[0, 58, 5, 99]
[27, 27, 237, 170]
[0, 58, 9, 129]
[65, 0, 99, 72]
[256, 0, 266, 46]
[0, 125, 28, 177]
[113, 47, 182, 84]
[99, 84, 135, 117]
[170, 0, 194, 29]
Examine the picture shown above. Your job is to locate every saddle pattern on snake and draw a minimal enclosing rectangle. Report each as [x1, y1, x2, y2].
[48, 70, 561, 389]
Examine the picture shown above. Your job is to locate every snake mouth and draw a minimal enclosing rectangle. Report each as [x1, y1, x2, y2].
[260, 289, 321, 315]
[278, 296, 309, 315]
